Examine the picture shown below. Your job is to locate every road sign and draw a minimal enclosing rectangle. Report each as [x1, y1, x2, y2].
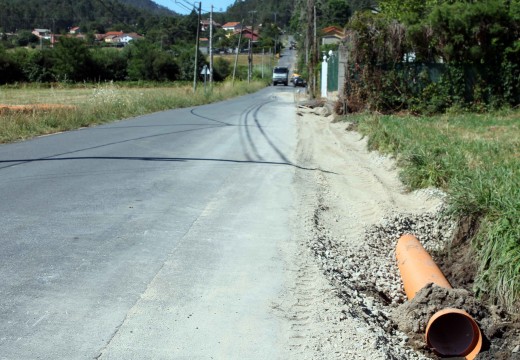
[200, 65, 211, 75]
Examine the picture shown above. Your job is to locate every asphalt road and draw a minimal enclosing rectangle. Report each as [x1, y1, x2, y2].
[0, 80, 302, 359]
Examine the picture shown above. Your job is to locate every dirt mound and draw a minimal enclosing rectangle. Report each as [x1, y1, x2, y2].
[391, 284, 520, 359]
[391, 284, 486, 349]
[0, 104, 76, 113]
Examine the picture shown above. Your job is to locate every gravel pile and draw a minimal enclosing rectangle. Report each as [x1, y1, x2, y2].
[296, 110, 519, 359]
[308, 188, 520, 359]
[308, 189, 460, 359]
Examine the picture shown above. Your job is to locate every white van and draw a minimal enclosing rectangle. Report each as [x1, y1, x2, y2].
[272, 67, 289, 86]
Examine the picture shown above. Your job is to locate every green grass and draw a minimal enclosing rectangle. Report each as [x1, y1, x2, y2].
[0, 80, 267, 143]
[348, 110, 520, 313]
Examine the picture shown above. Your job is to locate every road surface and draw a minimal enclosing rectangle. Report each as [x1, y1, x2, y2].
[0, 47, 453, 359]
[0, 84, 303, 359]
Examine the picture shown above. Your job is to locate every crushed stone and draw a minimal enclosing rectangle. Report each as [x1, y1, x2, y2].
[294, 105, 517, 359]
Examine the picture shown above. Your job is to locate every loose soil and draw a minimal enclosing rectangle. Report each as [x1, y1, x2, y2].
[285, 102, 520, 359]
[0, 104, 76, 113]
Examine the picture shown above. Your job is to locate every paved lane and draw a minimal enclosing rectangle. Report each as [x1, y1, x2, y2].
[0, 86, 299, 359]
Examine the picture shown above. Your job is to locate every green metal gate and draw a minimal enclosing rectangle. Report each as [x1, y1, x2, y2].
[327, 52, 339, 92]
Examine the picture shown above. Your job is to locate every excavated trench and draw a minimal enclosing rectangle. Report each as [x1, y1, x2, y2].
[309, 188, 519, 359]
[295, 106, 519, 359]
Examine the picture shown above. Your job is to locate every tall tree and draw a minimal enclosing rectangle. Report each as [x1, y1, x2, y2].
[52, 37, 93, 81]
[319, 0, 351, 27]
[428, 0, 513, 64]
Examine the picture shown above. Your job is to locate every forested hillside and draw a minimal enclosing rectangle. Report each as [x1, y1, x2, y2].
[222, 0, 376, 30]
[0, 0, 176, 34]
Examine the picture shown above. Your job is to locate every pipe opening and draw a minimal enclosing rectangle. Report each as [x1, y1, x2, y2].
[426, 312, 480, 357]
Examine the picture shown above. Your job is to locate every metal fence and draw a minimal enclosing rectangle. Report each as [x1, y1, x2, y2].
[327, 51, 339, 92]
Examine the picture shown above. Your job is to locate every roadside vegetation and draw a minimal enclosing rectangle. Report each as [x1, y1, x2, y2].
[346, 110, 520, 314]
[324, 0, 520, 317]
[337, 0, 520, 114]
[0, 80, 266, 143]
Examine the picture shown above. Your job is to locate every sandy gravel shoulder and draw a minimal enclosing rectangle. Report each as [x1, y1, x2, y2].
[278, 105, 453, 359]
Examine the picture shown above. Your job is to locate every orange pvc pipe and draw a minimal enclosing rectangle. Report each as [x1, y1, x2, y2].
[396, 234, 452, 299]
[396, 234, 482, 359]
[426, 308, 483, 359]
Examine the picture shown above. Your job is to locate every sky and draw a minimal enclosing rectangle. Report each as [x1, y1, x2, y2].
[154, 0, 237, 15]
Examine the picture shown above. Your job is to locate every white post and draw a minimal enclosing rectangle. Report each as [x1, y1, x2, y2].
[321, 55, 328, 98]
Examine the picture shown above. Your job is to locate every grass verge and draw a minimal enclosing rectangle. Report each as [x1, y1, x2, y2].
[0, 80, 266, 143]
[346, 110, 520, 314]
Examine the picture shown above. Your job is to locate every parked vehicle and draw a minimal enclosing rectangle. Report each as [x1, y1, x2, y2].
[272, 66, 289, 86]
[293, 76, 306, 87]
[290, 73, 301, 83]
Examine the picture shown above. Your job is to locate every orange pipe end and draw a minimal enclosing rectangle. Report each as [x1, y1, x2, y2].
[396, 234, 452, 300]
[396, 234, 482, 359]
[426, 308, 483, 359]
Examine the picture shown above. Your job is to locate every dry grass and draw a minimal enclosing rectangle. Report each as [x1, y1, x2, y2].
[0, 81, 266, 143]
[213, 53, 275, 67]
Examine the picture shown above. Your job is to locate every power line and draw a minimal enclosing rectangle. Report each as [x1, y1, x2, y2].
[173, 0, 195, 13]
[173, 0, 211, 14]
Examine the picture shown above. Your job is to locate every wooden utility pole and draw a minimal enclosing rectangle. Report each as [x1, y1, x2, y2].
[248, 10, 256, 83]
[193, 1, 202, 92]
[313, 5, 317, 96]
[306, 0, 316, 98]
[209, 5, 214, 84]
[273, 12, 278, 56]
[232, 18, 245, 86]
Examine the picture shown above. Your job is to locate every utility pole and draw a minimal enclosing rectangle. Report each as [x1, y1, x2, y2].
[232, 18, 245, 86]
[193, 1, 202, 93]
[306, 0, 316, 98]
[304, 7, 309, 68]
[248, 10, 256, 83]
[305, 0, 317, 99]
[273, 12, 278, 55]
[209, 5, 214, 84]
[313, 5, 317, 97]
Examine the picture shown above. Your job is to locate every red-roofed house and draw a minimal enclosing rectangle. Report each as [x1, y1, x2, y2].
[236, 27, 259, 41]
[102, 31, 124, 43]
[222, 22, 241, 32]
[201, 19, 221, 31]
[321, 26, 345, 45]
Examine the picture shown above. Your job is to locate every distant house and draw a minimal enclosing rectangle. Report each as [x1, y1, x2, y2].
[235, 27, 259, 42]
[222, 22, 241, 32]
[321, 26, 345, 45]
[0, 32, 16, 40]
[93, 31, 143, 46]
[69, 26, 81, 34]
[201, 19, 221, 31]
[32, 28, 51, 40]
[116, 33, 143, 44]
[32, 28, 57, 44]
[103, 31, 124, 43]
[103, 35, 119, 43]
